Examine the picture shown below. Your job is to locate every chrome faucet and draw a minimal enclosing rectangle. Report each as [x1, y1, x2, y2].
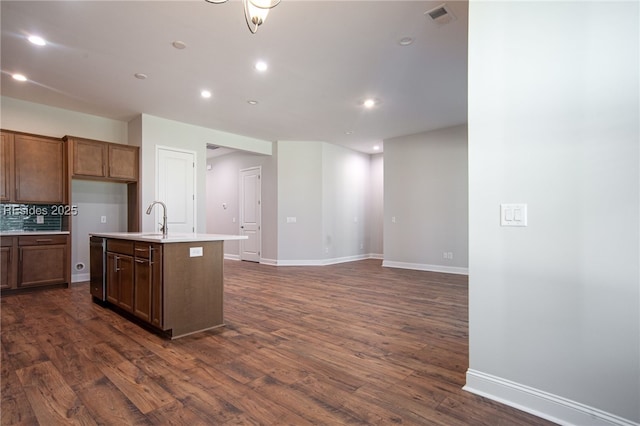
[146, 201, 168, 237]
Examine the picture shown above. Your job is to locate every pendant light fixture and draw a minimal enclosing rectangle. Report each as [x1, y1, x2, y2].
[205, 0, 281, 34]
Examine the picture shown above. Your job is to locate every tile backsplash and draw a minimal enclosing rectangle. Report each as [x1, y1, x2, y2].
[0, 204, 63, 232]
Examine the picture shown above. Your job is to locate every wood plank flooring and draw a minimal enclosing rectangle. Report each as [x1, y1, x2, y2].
[1, 259, 556, 425]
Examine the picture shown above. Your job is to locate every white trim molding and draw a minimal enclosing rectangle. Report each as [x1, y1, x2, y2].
[72, 273, 90, 283]
[464, 369, 639, 426]
[382, 260, 468, 275]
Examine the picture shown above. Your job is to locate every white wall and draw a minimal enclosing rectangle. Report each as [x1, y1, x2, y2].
[275, 140, 380, 265]
[276, 141, 325, 262]
[322, 143, 370, 262]
[130, 114, 272, 233]
[383, 124, 468, 274]
[369, 153, 384, 257]
[208, 141, 380, 265]
[1, 96, 128, 143]
[206, 150, 277, 262]
[466, 2, 639, 425]
[71, 180, 128, 281]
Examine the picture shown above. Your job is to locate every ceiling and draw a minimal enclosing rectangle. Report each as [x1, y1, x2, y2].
[1, 0, 468, 154]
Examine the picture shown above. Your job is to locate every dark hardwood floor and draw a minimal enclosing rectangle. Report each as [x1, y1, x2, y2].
[1, 259, 555, 425]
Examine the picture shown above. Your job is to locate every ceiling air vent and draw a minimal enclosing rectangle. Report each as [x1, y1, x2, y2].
[425, 4, 457, 26]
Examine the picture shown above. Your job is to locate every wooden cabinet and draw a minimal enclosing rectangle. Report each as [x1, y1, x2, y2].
[108, 144, 138, 181]
[72, 138, 107, 178]
[1, 237, 16, 290]
[1, 131, 14, 202]
[105, 240, 163, 325]
[1, 131, 66, 204]
[14, 134, 65, 203]
[133, 242, 163, 325]
[106, 240, 134, 312]
[17, 235, 69, 289]
[66, 136, 138, 182]
[96, 236, 226, 339]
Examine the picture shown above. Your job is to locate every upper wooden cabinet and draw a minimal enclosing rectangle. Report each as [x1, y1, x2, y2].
[0, 131, 15, 202]
[65, 136, 138, 182]
[72, 138, 107, 178]
[108, 144, 138, 181]
[15, 134, 66, 203]
[0, 132, 67, 204]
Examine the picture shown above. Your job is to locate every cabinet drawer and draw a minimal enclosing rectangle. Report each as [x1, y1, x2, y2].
[1, 237, 15, 247]
[134, 242, 153, 259]
[106, 239, 134, 255]
[18, 235, 68, 246]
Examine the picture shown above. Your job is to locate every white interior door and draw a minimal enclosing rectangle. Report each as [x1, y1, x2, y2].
[157, 147, 196, 233]
[239, 167, 261, 262]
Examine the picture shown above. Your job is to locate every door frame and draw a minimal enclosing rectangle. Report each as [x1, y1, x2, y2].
[239, 166, 261, 262]
[155, 145, 197, 233]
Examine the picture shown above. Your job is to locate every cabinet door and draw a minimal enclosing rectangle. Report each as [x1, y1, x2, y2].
[0, 131, 14, 202]
[73, 139, 107, 177]
[109, 145, 138, 181]
[14, 134, 65, 203]
[106, 252, 134, 312]
[18, 244, 67, 288]
[151, 244, 163, 328]
[1, 246, 13, 289]
[117, 255, 134, 313]
[134, 257, 152, 322]
[106, 252, 119, 304]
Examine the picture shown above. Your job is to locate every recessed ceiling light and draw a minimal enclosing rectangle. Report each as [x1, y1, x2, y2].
[134, 73, 148, 80]
[255, 61, 268, 72]
[373, 145, 380, 151]
[12, 73, 27, 82]
[172, 41, 187, 50]
[247, 100, 258, 105]
[345, 130, 354, 135]
[201, 90, 212, 98]
[363, 98, 376, 108]
[28, 35, 47, 46]
[399, 37, 414, 46]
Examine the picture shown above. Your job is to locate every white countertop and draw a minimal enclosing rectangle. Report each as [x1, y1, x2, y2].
[89, 232, 247, 243]
[1, 231, 70, 236]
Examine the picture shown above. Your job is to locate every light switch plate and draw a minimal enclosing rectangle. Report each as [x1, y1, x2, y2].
[501, 204, 527, 227]
[190, 247, 203, 257]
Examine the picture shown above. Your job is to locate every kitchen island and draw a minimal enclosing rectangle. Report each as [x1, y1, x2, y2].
[90, 232, 246, 339]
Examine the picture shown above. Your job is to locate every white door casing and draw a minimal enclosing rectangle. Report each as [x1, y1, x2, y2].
[239, 167, 261, 262]
[156, 146, 196, 234]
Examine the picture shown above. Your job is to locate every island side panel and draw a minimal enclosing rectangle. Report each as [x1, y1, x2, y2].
[162, 240, 224, 338]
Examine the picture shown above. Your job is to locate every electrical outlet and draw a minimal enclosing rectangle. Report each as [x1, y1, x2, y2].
[100, 216, 107, 223]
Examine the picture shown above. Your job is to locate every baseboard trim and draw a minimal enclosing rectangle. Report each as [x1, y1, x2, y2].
[464, 369, 639, 426]
[223, 254, 241, 261]
[382, 260, 468, 275]
[72, 272, 90, 283]
[269, 254, 380, 267]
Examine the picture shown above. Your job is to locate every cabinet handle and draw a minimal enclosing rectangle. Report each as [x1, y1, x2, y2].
[114, 256, 120, 272]
[135, 259, 146, 264]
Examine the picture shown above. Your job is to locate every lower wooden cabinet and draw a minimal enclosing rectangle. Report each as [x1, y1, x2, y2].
[106, 240, 162, 327]
[106, 252, 134, 312]
[133, 242, 163, 324]
[0, 238, 16, 290]
[1, 234, 70, 292]
[14, 235, 69, 291]
[106, 240, 134, 312]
